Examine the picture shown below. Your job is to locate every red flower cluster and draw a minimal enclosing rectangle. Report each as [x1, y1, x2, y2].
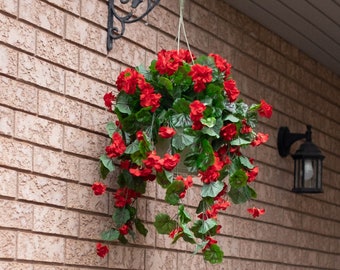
[114, 187, 141, 208]
[189, 100, 206, 130]
[169, 227, 183, 239]
[251, 132, 269, 147]
[158, 126, 176, 138]
[209, 53, 231, 77]
[240, 119, 252, 134]
[223, 79, 240, 103]
[188, 64, 213, 92]
[203, 236, 218, 252]
[246, 166, 259, 182]
[176, 175, 193, 198]
[199, 153, 224, 184]
[143, 151, 180, 173]
[139, 79, 161, 112]
[103, 92, 115, 111]
[247, 207, 265, 218]
[105, 132, 126, 158]
[91, 182, 106, 195]
[116, 68, 143, 94]
[162, 153, 180, 171]
[258, 99, 273, 118]
[220, 123, 237, 141]
[118, 224, 130, 235]
[155, 49, 193, 76]
[96, 243, 109, 258]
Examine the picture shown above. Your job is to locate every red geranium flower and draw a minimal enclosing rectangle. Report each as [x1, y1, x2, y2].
[139, 82, 161, 112]
[169, 227, 183, 239]
[116, 67, 143, 94]
[246, 166, 259, 182]
[119, 224, 129, 235]
[158, 127, 176, 138]
[251, 132, 269, 147]
[188, 64, 213, 92]
[209, 53, 231, 77]
[161, 153, 180, 171]
[258, 99, 273, 118]
[240, 119, 252, 134]
[96, 243, 109, 258]
[105, 132, 126, 158]
[114, 187, 140, 208]
[103, 92, 115, 111]
[223, 79, 240, 103]
[202, 236, 218, 252]
[220, 123, 237, 141]
[143, 151, 162, 172]
[189, 100, 206, 122]
[247, 207, 265, 218]
[91, 182, 106, 195]
[136, 130, 144, 141]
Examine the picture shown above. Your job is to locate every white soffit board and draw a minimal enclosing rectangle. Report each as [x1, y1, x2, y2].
[224, 0, 340, 76]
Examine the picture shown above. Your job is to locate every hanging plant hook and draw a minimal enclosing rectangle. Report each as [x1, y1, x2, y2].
[107, 0, 160, 51]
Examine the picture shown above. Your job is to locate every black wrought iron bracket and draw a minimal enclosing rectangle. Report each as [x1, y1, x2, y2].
[277, 125, 312, 157]
[107, 0, 160, 51]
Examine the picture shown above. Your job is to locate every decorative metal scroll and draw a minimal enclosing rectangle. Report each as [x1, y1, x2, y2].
[107, 0, 160, 51]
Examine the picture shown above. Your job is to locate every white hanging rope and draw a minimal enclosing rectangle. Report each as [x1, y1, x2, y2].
[177, 0, 194, 62]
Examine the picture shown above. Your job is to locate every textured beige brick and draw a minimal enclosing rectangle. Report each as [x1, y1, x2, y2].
[0, 137, 33, 170]
[0, 199, 33, 229]
[65, 15, 106, 54]
[124, 20, 157, 52]
[45, 0, 80, 15]
[234, 51, 258, 78]
[33, 147, 79, 181]
[79, 213, 112, 240]
[67, 182, 108, 214]
[0, 77, 38, 113]
[233, 217, 257, 239]
[19, 0, 64, 36]
[18, 54, 65, 93]
[0, 230, 16, 258]
[0, 106, 14, 136]
[0, 262, 33, 270]
[33, 205, 79, 236]
[0, 0, 18, 15]
[63, 126, 108, 158]
[217, 235, 240, 257]
[217, 18, 243, 48]
[65, 72, 110, 107]
[34, 266, 78, 270]
[0, 44, 18, 76]
[0, 13, 35, 53]
[81, 104, 113, 134]
[15, 111, 63, 149]
[38, 90, 81, 126]
[17, 232, 65, 263]
[18, 173, 67, 206]
[108, 246, 145, 269]
[148, 6, 178, 38]
[145, 249, 176, 270]
[189, 2, 218, 34]
[110, 39, 147, 68]
[239, 239, 262, 260]
[79, 49, 120, 85]
[80, 0, 106, 26]
[0, 168, 17, 198]
[65, 239, 108, 267]
[146, 200, 177, 223]
[37, 31, 79, 70]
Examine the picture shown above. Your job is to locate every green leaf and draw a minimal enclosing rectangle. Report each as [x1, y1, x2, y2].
[172, 133, 195, 151]
[229, 169, 247, 188]
[101, 229, 120, 241]
[156, 171, 173, 188]
[201, 181, 224, 198]
[125, 140, 140, 154]
[198, 218, 217, 234]
[118, 170, 146, 193]
[170, 113, 192, 128]
[224, 114, 239, 123]
[100, 161, 110, 179]
[100, 154, 115, 172]
[116, 94, 132, 114]
[165, 181, 185, 205]
[118, 234, 128, 244]
[178, 205, 191, 225]
[154, 213, 176, 234]
[230, 137, 251, 146]
[228, 185, 254, 204]
[136, 108, 152, 123]
[239, 156, 255, 169]
[203, 244, 224, 264]
[159, 77, 173, 91]
[194, 240, 209, 254]
[135, 219, 148, 236]
[196, 197, 214, 214]
[106, 122, 117, 138]
[173, 98, 190, 114]
[181, 224, 196, 244]
[201, 117, 216, 128]
[113, 208, 130, 228]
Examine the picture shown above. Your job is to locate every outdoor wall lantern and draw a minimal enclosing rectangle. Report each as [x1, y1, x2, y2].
[277, 125, 324, 193]
[107, 0, 160, 51]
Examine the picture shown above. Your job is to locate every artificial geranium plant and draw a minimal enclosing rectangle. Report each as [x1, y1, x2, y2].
[92, 49, 272, 263]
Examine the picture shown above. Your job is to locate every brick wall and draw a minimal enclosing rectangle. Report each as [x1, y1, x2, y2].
[0, 0, 339, 269]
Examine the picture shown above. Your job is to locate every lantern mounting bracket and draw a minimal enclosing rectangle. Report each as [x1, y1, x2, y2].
[277, 125, 311, 157]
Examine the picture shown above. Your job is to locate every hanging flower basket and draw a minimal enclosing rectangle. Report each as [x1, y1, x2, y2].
[92, 49, 272, 263]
